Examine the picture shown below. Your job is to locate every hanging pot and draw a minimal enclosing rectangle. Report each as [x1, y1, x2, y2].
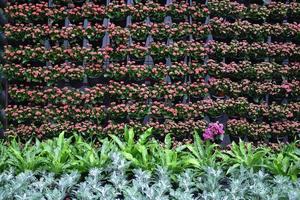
[111, 18, 127, 27]
[0, 128, 4, 138]
[0, 110, 6, 130]
[0, 0, 7, 8]
[154, 116, 165, 124]
[220, 134, 231, 148]
[190, 95, 203, 103]
[56, 80, 67, 88]
[88, 75, 109, 86]
[0, 13, 7, 26]
[97, 0, 107, 5]
[30, 60, 45, 67]
[212, 35, 232, 43]
[156, 0, 165, 5]
[111, 116, 128, 124]
[69, 79, 83, 88]
[0, 91, 7, 107]
[211, 92, 226, 100]
[209, 113, 228, 124]
[277, 135, 289, 143]
[0, 32, 6, 45]
[130, 56, 145, 65]
[73, 0, 85, 6]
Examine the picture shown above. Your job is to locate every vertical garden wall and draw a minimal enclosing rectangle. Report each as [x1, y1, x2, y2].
[0, 0, 7, 138]
[1, 0, 300, 142]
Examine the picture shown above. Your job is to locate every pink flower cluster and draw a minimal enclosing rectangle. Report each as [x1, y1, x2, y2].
[203, 122, 224, 140]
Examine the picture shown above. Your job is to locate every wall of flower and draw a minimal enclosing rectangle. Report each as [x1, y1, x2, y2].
[2, 0, 300, 142]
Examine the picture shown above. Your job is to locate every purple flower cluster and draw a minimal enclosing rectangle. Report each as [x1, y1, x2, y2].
[203, 122, 224, 140]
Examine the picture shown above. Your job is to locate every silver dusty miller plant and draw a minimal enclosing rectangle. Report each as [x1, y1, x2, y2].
[0, 154, 300, 200]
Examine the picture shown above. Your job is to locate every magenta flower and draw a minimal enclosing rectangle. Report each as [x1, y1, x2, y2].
[203, 129, 214, 140]
[203, 122, 224, 140]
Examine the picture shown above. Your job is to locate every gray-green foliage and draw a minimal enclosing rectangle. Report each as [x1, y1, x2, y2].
[0, 153, 300, 200]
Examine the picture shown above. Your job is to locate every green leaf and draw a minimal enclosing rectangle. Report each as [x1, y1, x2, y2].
[109, 134, 125, 150]
[164, 133, 172, 149]
[138, 128, 153, 145]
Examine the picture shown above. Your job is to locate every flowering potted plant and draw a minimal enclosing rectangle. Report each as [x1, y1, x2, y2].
[85, 63, 107, 86]
[106, 1, 129, 26]
[61, 63, 85, 88]
[287, 3, 300, 23]
[226, 119, 250, 141]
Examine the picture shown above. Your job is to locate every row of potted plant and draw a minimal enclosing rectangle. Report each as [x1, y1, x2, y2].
[8, 80, 208, 104]
[208, 0, 300, 23]
[209, 78, 300, 100]
[208, 40, 300, 62]
[7, 1, 300, 25]
[3, 61, 300, 85]
[5, 1, 209, 24]
[6, 104, 105, 124]
[210, 17, 300, 43]
[5, 118, 207, 138]
[2, 61, 202, 85]
[8, 79, 300, 105]
[4, 45, 107, 64]
[206, 60, 300, 81]
[4, 60, 299, 84]
[5, 41, 300, 65]
[227, 119, 300, 140]
[5, 117, 299, 140]
[6, 98, 300, 124]
[6, 19, 300, 46]
[4, 22, 210, 46]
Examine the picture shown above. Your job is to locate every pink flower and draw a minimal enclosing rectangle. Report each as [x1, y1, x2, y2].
[203, 121, 224, 140]
[203, 129, 214, 140]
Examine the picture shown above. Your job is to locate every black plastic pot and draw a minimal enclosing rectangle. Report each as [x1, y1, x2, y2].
[0, 110, 7, 130]
[0, 128, 4, 138]
[130, 56, 145, 65]
[73, 0, 85, 6]
[56, 80, 67, 88]
[0, 91, 7, 107]
[89, 39, 103, 49]
[111, 117, 129, 124]
[69, 79, 83, 88]
[237, 0, 264, 5]
[212, 35, 232, 43]
[154, 116, 165, 124]
[246, 18, 265, 24]
[111, 18, 127, 27]
[173, 96, 183, 104]
[154, 0, 165, 5]
[171, 17, 186, 24]
[97, 0, 107, 5]
[211, 94, 226, 101]
[0, 0, 7, 8]
[220, 134, 231, 148]
[190, 96, 203, 103]
[88, 76, 109, 86]
[209, 113, 228, 124]
[29, 60, 45, 67]
[0, 13, 7, 26]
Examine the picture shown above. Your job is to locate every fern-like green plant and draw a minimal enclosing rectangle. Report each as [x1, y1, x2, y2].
[184, 132, 220, 172]
[6, 138, 44, 172]
[219, 139, 270, 174]
[151, 134, 187, 173]
[109, 127, 155, 170]
[40, 132, 75, 174]
[0, 141, 7, 172]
